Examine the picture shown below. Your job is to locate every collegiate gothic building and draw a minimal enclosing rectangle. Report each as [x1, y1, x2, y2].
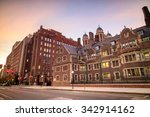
[53, 6, 150, 86]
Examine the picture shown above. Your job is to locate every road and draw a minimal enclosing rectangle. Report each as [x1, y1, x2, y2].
[0, 86, 150, 100]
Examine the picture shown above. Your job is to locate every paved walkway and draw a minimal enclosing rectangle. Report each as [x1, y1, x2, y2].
[22, 86, 150, 95]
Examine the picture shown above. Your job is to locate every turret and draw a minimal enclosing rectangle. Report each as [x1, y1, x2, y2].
[95, 26, 104, 42]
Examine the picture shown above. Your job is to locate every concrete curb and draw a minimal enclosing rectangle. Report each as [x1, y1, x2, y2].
[22, 86, 150, 95]
[47, 88, 150, 95]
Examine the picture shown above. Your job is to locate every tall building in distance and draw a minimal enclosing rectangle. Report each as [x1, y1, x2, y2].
[5, 41, 23, 76]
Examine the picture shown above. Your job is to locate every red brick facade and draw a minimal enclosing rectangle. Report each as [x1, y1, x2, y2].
[53, 26, 150, 85]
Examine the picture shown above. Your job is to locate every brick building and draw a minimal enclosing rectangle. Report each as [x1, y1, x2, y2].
[22, 26, 78, 85]
[5, 26, 78, 85]
[5, 41, 23, 76]
[53, 6, 150, 86]
[5, 35, 32, 80]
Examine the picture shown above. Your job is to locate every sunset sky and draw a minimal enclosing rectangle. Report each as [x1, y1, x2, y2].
[0, 0, 150, 66]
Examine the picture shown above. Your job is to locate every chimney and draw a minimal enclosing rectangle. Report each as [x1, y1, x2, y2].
[40, 25, 43, 29]
[95, 35, 99, 42]
[89, 32, 94, 40]
[142, 6, 150, 28]
[77, 38, 81, 46]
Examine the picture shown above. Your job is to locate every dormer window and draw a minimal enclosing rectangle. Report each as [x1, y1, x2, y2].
[137, 30, 144, 36]
[124, 32, 129, 38]
[95, 46, 100, 50]
[111, 41, 116, 46]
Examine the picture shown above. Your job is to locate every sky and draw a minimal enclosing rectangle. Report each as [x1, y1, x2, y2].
[0, 0, 150, 66]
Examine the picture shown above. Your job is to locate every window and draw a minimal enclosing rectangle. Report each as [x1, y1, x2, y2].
[62, 55, 67, 61]
[57, 57, 61, 63]
[95, 73, 99, 80]
[143, 52, 150, 59]
[129, 41, 136, 47]
[146, 67, 150, 75]
[114, 72, 120, 79]
[140, 68, 145, 76]
[80, 65, 86, 71]
[137, 30, 144, 36]
[125, 54, 136, 62]
[122, 41, 136, 48]
[94, 63, 100, 70]
[38, 65, 40, 69]
[44, 42, 46, 46]
[87, 54, 96, 60]
[112, 60, 119, 67]
[74, 74, 78, 81]
[73, 64, 78, 71]
[142, 37, 150, 42]
[56, 75, 60, 80]
[103, 72, 110, 78]
[63, 74, 68, 81]
[88, 74, 92, 81]
[62, 65, 68, 71]
[55, 67, 60, 72]
[124, 32, 129, 38]
[102, 61, 109, 68]
[111, 41, 116, 46]
[126, 68, 140, 77]
[80, 74, 85, 81]
[101, 50, 111, 56]
[101, 51, 108, 56]
[88, 64, 93, 70]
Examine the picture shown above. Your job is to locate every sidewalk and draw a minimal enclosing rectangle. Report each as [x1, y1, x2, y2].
[22, 85, 150, 95]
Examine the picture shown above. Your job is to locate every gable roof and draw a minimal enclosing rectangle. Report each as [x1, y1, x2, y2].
[62, 43, 78, 55]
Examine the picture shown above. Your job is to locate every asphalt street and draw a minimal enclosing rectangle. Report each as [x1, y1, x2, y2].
[0, 86, 150, 100]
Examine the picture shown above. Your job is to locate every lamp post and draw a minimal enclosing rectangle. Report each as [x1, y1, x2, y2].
[71, 71, 74, 89]
[80, 59, 87, 90]
[99, 54, 103, 84]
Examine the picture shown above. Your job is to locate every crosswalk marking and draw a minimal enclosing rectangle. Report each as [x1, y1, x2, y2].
[0, 93, 13, 99]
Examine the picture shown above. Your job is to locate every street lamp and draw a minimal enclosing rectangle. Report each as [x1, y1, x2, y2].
[71, 71, 74, 89]
[80, 60, 88, 90]
[99, 53, 103, 84]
